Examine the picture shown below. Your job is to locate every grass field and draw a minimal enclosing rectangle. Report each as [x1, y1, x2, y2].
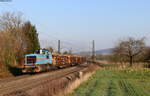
[67, 67, 150, 96]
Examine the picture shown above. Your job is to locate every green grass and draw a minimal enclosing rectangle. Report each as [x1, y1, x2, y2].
[67, 68, 150, 96]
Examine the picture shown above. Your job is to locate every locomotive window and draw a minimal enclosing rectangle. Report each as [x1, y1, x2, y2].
[27, 56, 36, 64]
[35, 50, 40, 54]
[42, 51, 45, 54]
[47, 55, 49, 59]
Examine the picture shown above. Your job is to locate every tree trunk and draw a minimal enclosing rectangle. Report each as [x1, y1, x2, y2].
[130, 56, 133, 67]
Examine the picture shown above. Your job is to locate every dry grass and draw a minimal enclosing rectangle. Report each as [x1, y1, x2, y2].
[0, 31, 22, 77]
[61, 72, 93, 96]
[0, 71, 13, 78]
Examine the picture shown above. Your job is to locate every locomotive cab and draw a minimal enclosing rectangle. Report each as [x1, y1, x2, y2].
[22, 49, 52, 73]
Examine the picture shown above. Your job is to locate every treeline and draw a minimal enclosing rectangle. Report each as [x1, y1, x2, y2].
[96, 37, 150, 67]
[0, 12, 40, 75]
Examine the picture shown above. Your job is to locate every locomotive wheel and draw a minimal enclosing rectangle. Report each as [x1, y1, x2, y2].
[34, 66, 41, 73]
[46, 64, 51, 71]
[22, 69, 27, 73]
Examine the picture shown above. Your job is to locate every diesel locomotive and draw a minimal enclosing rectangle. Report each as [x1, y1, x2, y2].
[22, 49, 85, 73]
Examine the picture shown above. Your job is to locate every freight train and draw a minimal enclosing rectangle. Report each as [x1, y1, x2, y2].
[22, 49, 86, 73]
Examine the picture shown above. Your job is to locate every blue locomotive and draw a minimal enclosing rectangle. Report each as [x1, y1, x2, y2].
[22, 49, 53, 73]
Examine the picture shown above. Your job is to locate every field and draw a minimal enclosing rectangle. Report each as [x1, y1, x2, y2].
[67, 66, 150, 96]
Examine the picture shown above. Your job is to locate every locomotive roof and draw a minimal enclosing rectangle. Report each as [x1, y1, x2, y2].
[25, 53, 52, 57]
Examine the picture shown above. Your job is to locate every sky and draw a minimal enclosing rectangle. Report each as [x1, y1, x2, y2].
[0, 0, 150, 52]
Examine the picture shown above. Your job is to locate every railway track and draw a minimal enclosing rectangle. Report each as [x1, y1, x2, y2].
[0, 68, 64, 85]
[0, 75, 30, 84]
[0, 64, 87, 96]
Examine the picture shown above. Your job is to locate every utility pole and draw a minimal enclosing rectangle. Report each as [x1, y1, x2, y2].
[92, 40, 95, 63]
[58, 40, 60, 54]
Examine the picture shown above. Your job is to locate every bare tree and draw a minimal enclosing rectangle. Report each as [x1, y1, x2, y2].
[114, 37, 146, 66]
[0, 12, 25, 67]
[0, 12, 23, 30]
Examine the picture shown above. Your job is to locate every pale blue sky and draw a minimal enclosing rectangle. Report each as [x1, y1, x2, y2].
[0, 0, 150, 52]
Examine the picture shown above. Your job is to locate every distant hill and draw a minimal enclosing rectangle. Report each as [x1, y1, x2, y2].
[95, 48, 114, 55]
[75, 48, 114, 55]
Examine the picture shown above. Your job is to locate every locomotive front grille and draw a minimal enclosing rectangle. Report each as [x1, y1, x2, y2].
[27, 56, 36, 64]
